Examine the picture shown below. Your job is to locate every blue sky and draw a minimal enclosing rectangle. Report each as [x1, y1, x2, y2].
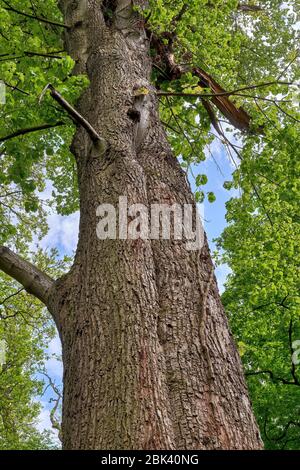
[36, 140, 236, 440]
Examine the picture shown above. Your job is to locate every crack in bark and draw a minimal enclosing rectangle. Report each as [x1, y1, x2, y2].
[101, 0, 118, 26]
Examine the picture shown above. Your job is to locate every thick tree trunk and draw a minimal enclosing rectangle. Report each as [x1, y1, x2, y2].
[48, 0, 263, 449]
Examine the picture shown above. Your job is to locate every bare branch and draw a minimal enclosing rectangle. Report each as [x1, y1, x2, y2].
[41, 84, 106, 146]
[40, 370, 62, 441]
[0, 122, 65, 143]
[201, 99, 224, 136]
[0, 246, 54, 307]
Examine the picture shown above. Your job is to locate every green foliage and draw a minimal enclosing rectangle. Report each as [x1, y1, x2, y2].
[0, 248, 70, 449]
[0, 0, 87, 223]
[217, 121, 300, 449]
[0, 0, 79, 448]
[143, 0, 299, 202]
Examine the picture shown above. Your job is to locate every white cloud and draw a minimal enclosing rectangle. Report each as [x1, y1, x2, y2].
[205, 125, 242, 170]
[205, 137, 224, 162]
[41, 211, 79, 255]
[46, 335, 63, 379]
[31, 181, 80, 255]
[36, 401, 53, 433]
[215, 264, 232, 294]
[36, 400, 60, 446]
[34, 335, 62, 441]
[35, 335, 62, 444]
[48, 335, 62, 355]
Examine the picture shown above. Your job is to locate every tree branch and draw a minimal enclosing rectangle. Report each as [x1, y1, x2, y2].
[0, 246, 54, 307]
[171, 4, 189, 26]
[1, 51, 64, 61]
[148, 26, 253, 130]
[41, 84, 106, 146]
[238, 3, 264, 12]
[2, 0, 69, 28]
[149, 18, 295, 133]
[269, 420, 300, 443]
[246, 369, 300, 386]
[0, 122, 65, 143]
[40, 370, 62, 441]
[0, 287, 24, 306]
[3, 81, 30, 95]
[23, 50, 63, 59]
[157, 80, 293, 99]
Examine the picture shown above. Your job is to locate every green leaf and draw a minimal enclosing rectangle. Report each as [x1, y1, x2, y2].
[207, 192, 216, 203]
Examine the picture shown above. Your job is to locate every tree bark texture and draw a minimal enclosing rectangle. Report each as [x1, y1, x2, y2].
[44, 0, 263, 450]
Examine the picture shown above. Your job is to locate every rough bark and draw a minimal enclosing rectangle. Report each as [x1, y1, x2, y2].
[2, 0, 263, 450]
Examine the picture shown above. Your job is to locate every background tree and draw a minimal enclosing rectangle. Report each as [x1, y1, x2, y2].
[0, 249, 68, 449]
[217, 120, 300, 449]
[0, 0, 298, 450]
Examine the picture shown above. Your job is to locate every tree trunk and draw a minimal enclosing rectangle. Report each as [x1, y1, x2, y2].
[46, 0, 263, 449]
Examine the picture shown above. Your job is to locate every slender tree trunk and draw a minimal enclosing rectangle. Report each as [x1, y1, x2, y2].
[45, 0, 263, 449]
